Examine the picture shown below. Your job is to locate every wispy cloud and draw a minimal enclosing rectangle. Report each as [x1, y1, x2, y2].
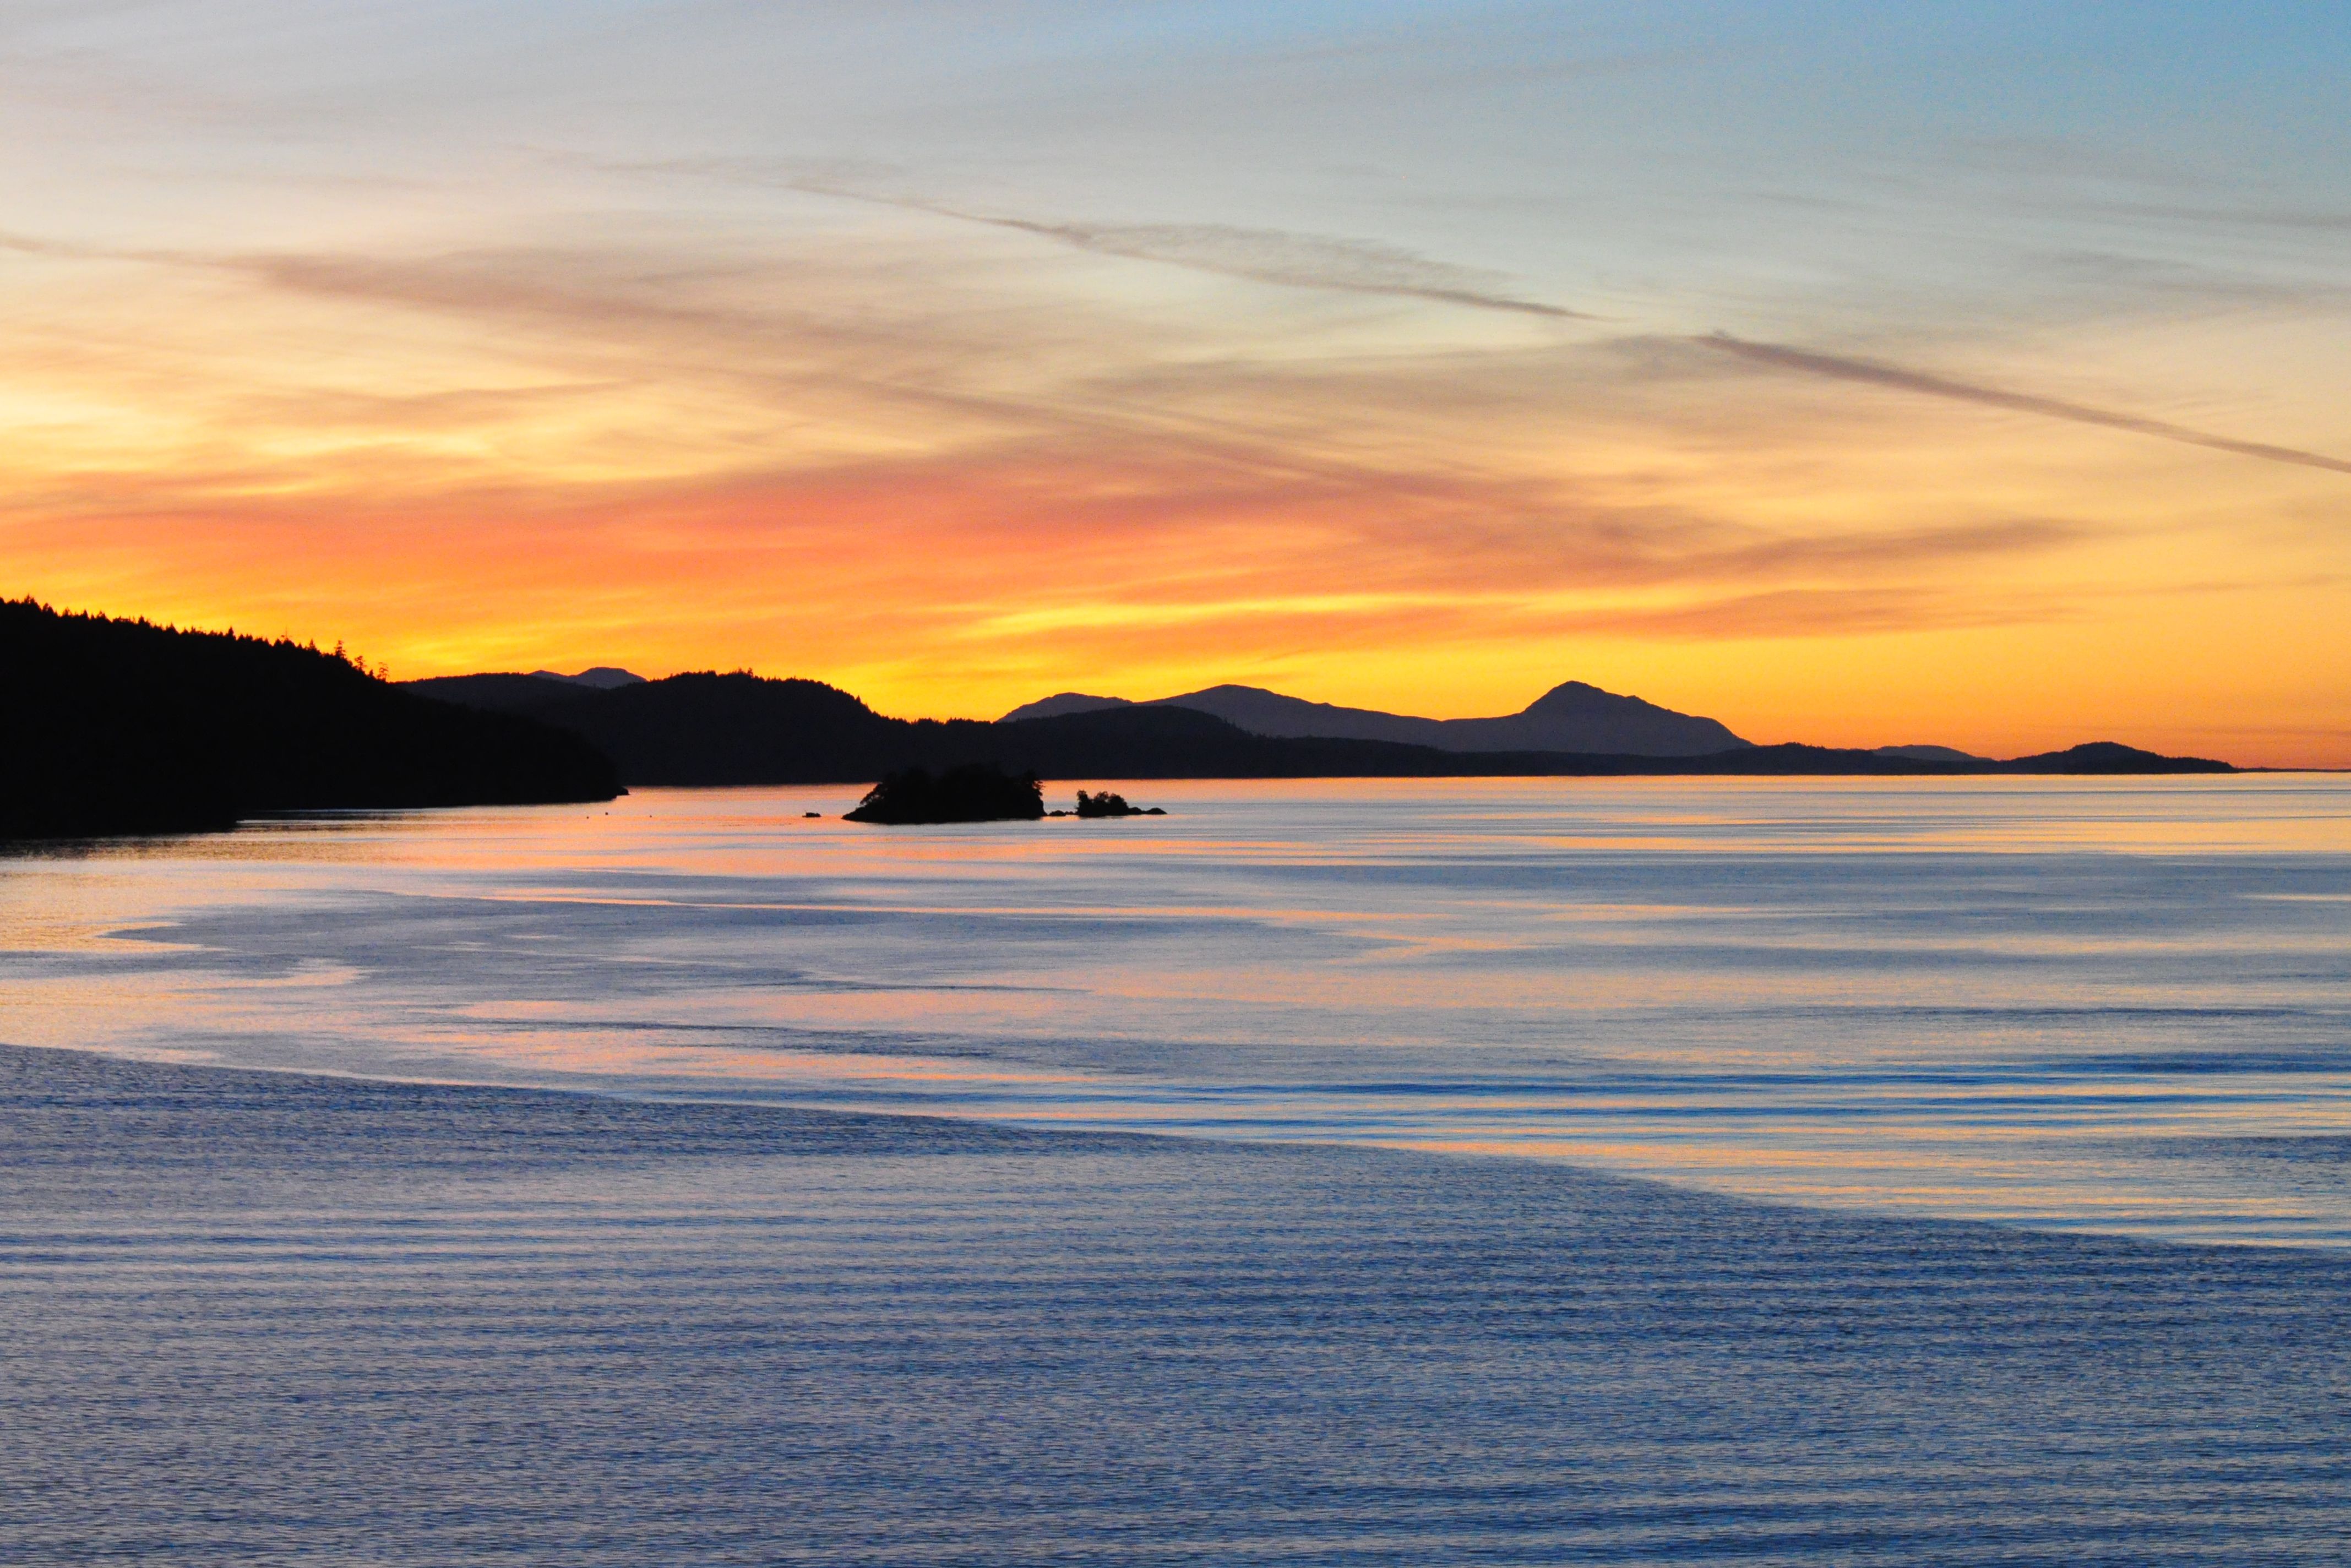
[628, 165, 2351, 481]
[1528, 586, 2074, 640]
[958, 215, 1592, 321]
[639, 160, 1597, 320]
[1699, 335, 2351, 477]
[0, 216, 2134, 601]
[0, 201, 2314, 741]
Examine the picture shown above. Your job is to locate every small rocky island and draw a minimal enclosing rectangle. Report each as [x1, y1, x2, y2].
[842, 769, 1168, 825]
[1064, 790, 1165, 818]
[843, 764, 1045, 824]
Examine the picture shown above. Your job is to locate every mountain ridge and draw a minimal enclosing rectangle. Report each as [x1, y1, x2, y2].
[401, 670, 2233, 786]
[1000, 679, 1750, 756]
[527, 667, 645, 690]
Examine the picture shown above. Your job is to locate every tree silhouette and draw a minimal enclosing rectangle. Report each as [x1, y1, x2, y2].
[2, 598, 620, 839]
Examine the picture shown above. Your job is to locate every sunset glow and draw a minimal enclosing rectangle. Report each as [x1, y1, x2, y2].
[5, 3, 2347, 761]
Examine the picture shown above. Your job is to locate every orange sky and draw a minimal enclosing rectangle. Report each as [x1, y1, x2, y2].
[3, 3, 2347, 764]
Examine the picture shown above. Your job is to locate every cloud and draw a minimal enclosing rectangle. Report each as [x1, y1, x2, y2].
[968, 217, 1592, 320]
[640, 160, 1597, 319]
[1528, 586, 2072, 640]
[0, 215, 2111, 589]
[646, 165, 2351, 480]
[1699, 334, 2351, 477]
[0, 203, 2289, 683]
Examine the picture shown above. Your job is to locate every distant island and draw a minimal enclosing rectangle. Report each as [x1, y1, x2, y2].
[841, 771, 1164, 825]
[2, 600, 621, 840]
[1070, 790, 1164, 818]
[845, 764, 1044, 825]
[405, 668, 2234, 785]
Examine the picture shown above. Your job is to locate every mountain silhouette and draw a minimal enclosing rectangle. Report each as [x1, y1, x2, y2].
[3, 600, 621, 839]
[1001, 691, 1134, 721]
[3, 603, 2229, 847]
[999, 679, 1748, 756]
[406, 669, 2230, 785]
[1873, 743, 1983, 763]
[409, 670, 642, 709]
[527, 667, 645, 689]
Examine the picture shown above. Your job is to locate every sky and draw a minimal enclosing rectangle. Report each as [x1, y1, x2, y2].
[3, 1, 2347, 762]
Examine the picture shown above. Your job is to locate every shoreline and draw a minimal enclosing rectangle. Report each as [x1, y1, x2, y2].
[5, 764, 2327, 849]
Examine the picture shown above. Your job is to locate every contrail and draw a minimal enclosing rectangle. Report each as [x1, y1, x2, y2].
[1699, 334, 2351, 476]
[976, 215, 1591, 320]
[731, 170, 1598, 320]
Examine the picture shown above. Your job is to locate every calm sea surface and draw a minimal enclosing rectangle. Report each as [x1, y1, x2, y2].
[4, 775, 2347, 1247]
[9, 778, 2351, 1562]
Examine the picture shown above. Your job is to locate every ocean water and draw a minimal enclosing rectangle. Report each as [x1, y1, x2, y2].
[6, 778, 2351, 1562]
[6, 1046, 2350, 1565]
[3, 776, 2348, 1246]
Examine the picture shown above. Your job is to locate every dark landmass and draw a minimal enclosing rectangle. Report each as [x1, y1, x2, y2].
[406, 669, 2234, 785]
[844, 764, 1043, 824]
[2, 600, 622, 840]
[3, 594, 2229, 846]
[526, 666, 645, 690]
[1652, 739, 2229, 775]
[1008, 691, 1133, 722]
[1072, 790, 1164, 818]
[1002, 678, 1750, 756]
[405, 671, 615, 711]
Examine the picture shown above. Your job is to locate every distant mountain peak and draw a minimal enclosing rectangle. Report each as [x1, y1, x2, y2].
[1000, 678, 1748, 756]
[529, 667, 646, 689]
[1521, 680, 1672, 718]
[999, 692, 1133, 722]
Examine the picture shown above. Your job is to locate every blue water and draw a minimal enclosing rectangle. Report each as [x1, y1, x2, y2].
[6, 778, 2351, 1561]
[4, 1046, 2349, 1564]
[4, 776, 2347, 1244]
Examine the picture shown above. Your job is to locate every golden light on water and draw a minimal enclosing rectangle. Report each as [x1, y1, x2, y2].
[5, 777, 2348, 1245]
